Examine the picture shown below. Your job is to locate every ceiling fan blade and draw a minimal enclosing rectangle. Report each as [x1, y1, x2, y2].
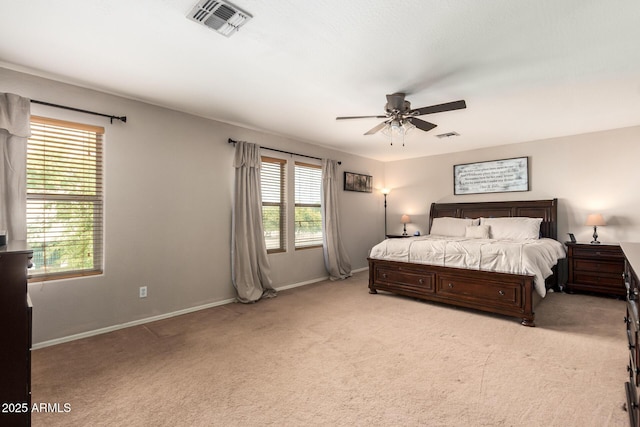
[336, 115, 387, 120]
[410, 118, 438, 132]
[364, 121, 389, 135]
[412, 100, 466, 116]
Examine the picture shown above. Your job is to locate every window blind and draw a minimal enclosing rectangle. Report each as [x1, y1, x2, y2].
[27, 116, 104, 280]
[294, 162, 322, 249]
[261, 156, 286, 253]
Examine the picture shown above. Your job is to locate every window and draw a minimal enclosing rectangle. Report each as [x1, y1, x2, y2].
[27, 116, 104, 281]
[261, 157, 286, 253]
[294, 162, 322, 249]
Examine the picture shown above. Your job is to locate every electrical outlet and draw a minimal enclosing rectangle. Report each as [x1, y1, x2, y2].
[139, 286, 147, 298]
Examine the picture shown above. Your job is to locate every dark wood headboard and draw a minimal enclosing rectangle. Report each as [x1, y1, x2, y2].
[429, 199, 558, 240]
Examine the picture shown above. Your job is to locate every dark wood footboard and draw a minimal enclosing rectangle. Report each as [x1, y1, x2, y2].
[368, 258, 537, 326]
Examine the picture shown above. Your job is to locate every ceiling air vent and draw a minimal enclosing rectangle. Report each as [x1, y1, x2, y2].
[436, 132, 460, 139]
[187, 0, 252, 37]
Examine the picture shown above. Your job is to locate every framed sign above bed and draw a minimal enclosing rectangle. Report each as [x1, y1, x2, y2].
[454, 156, 529, 195]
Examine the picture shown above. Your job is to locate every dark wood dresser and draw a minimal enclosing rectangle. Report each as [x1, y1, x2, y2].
[566, 242, 625, 297]
[0, 241, 33, 426]
[623, 242, 640, 427]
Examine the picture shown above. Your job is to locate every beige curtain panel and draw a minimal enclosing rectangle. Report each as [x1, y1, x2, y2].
[322, 158, 352, 280]
[0, 93, 30, 242]
[231, 140, 276, 303]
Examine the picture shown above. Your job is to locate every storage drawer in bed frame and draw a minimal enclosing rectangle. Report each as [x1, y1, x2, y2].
[368, 258, 536, 326]
[373, 264, 435, 297]
[436, 273, 524, 310]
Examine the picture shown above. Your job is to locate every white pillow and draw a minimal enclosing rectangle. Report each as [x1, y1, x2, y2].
[465, 224, 490, 239]
[480, 217, 543, 240]
[430, 217, 478, 237]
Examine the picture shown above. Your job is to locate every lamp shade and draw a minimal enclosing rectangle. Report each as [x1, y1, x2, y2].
[401, 214, 411, 224]
[381, 188, 391, 195]
[585, 213, 606, 226]
[401, 120, 416, 134]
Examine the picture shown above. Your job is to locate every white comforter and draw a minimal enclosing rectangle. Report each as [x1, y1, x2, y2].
[369, 235, 566, 297]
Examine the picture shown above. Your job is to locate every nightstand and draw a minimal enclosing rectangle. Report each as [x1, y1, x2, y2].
[566, 242, 625, 297]
[386, 234, 411, 239]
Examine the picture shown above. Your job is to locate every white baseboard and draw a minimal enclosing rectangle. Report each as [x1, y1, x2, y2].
[32, 273, 353, 350]
[32, 297, 237, 350]
[274, 275, 329, 291]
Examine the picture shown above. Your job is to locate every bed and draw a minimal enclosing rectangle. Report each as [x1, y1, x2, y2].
[367, 199, 566, 326]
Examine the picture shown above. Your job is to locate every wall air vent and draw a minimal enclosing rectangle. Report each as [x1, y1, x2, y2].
[187, 0, 252, 37]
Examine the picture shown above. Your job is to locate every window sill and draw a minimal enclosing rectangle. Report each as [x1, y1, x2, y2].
[28, 270, 103, 283]
[295, 245, 323, 251]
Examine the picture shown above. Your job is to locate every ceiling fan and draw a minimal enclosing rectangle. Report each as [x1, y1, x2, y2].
[336, 93, 466, 145]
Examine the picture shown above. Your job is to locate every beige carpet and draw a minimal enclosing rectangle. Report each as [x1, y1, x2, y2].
[31, 271, 629, 426]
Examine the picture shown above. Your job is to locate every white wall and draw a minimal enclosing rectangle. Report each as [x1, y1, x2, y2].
[383, 126, 640, 243]
[1, 67, 385, 345]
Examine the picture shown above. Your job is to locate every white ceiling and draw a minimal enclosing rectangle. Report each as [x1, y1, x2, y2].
[1, 0, 639, 162]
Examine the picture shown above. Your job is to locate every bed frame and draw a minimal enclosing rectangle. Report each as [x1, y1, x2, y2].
[368, 199, 559, 326]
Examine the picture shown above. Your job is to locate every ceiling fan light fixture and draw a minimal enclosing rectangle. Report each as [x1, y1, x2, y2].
[381, 119, 413, 146]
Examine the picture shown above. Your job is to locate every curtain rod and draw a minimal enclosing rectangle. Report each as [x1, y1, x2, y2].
[228, 138, 341, 164]
[30, 99, 127, 124]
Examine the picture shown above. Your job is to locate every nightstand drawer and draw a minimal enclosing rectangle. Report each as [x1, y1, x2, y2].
[572, 246, 624, 260]
[573, 271, 623, 288]
[573, 258, 624, 274]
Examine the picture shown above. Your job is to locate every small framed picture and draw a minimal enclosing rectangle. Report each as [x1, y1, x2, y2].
[344, 172, 372, 193]
[568, 233, 576, 243]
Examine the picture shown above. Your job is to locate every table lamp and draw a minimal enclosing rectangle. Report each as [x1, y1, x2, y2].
[401, 214, 411, 236]
[585, 213, 606, 244]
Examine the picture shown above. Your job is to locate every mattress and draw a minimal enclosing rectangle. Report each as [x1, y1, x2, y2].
[369, 235, 566, 297]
